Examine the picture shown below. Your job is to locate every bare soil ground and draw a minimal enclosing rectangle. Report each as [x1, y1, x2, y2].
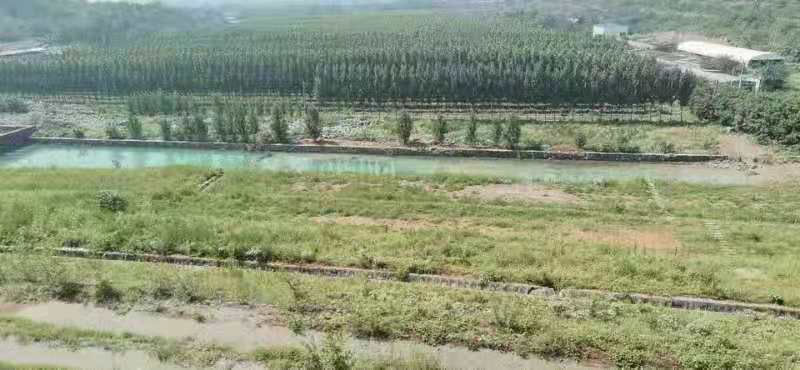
[572, 228, 682, 252]
[718, 134, 772, 161]
[451, 184, 581, 205]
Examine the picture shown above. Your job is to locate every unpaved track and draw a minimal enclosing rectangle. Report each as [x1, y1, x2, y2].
[5, 301, 598, 370]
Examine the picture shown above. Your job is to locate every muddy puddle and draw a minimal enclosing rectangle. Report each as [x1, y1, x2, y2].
[0, 338, 211, 370]
[4, 302, 599, 370]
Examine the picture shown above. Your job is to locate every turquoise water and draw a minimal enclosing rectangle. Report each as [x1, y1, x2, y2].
[0, 144, 751, 184]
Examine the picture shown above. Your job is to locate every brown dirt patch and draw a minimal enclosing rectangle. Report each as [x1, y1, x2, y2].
[452, 184, 580, 205]
[573, 228, 681, 251]
[291, 182, 350, 193]
[718, 134, 770, 161]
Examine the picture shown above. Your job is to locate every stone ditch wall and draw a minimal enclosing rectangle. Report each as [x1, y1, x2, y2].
[28, 247, 799, 319]
[0, 126, 36, 146]
[31, 137, 728, 163]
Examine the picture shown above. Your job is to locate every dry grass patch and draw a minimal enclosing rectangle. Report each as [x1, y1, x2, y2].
[312, 216, 438, 231]
[451, 184, 580, 205]
[572, 227, 682, 252]
[291, 182, 350, 193]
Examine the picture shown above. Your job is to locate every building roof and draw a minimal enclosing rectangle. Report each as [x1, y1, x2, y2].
[677, 41, 784, 65]
[594, 23, 629, 31]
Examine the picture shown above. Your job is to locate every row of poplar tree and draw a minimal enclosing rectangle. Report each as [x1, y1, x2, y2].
[0, 26, 695, 105]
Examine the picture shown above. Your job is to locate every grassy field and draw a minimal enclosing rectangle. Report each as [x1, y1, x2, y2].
[789, 70, 800, 92]
[1, 255, 799, 369]
[1, 168, 798, 306]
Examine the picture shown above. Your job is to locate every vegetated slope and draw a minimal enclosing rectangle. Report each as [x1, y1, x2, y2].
[0, 17, 694, 106]
[523, 0, 800, 61]
[0, 0, 217, 44]
[1, 168, 798, 306]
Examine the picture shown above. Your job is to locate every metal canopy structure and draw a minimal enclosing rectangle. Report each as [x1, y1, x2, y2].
[677, 41, 784, 67]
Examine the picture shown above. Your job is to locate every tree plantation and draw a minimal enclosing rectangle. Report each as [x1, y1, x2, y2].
[0, 21, 695, 106]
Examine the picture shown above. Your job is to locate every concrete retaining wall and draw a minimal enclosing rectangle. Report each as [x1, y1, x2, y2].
[0, 126, 36, 146]
[31, 137, 727, 163]
[32, 247, 800, 319]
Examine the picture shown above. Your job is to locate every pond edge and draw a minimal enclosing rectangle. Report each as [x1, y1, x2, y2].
[29, 137, 728, 163]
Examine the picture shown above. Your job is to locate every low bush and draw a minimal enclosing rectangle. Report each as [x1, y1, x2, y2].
[575, 132, 587, 149]
[96, 190, 128, 213]
[0, 97, 30, 114]
[104, 124, 125, 140]
[656, 140, 676, 154]
[72, 128, 86, 139]
[94, 279, 122, 304]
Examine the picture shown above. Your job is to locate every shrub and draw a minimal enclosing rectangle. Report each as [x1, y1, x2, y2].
[304, 104, 322, 142]
[159, 119, 172, 141]
[72, 128, 86, 139]
[503, 118, 522, 149]
[0, 97, 30, 113]
[466, 114, 479, 145]
[397, 111, 414, 145]
[95, 279, 122, 304]
[431, 115, 448, 144]
[126, 113, 143, 139]
[770, 294, 785, 306]
[575, 132, 587, 149]
[96, 190, 128, 213]
[104, 123, 124, 140]
[656, 140, 676, 154]
[492, 122, 504, 146]
[51, 279, 83, 302]
[271, 105, 289, 143]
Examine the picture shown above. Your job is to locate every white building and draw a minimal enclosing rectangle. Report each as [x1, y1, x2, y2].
[593, 23, 629, 37]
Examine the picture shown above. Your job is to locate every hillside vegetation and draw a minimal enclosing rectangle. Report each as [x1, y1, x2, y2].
[0, 0, 216, 44]
[522, 0, 800, 61]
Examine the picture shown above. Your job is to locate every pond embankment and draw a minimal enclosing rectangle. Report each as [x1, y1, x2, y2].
[32, 137, 728, 163]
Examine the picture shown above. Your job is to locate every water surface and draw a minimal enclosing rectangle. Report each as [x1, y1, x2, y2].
[0, 144, 762, 185]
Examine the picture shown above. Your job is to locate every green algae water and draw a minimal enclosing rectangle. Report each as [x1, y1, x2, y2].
[0, 144, 756, 185]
